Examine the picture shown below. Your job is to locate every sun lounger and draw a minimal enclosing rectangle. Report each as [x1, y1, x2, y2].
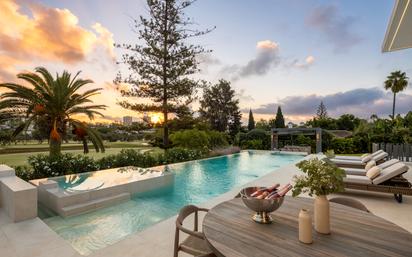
[344, 159, 399, 176]
[331, 151, 388, 168]
[334, 150, 384, 160]
[343, 162, 411, 203]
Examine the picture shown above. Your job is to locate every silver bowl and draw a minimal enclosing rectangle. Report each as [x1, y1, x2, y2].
[240, 186, 284, 224]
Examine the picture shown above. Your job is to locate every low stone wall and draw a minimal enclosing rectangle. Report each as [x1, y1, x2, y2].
[0, 165, 37, 222]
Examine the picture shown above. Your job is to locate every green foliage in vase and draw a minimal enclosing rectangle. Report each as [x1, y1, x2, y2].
[292, 157, 345, 197]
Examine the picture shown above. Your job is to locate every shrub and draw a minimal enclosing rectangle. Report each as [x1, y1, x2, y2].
[14, 165, 33, 181]
[329, 138, 356, 154]
[236, 129, 270, 150]
[170, 129, 209, 151]
[15, 147, 206, 181]
[241, 139, 265, 150]
[26, 153, 99, 179]
[209, 146, 241, 157]
[162, 147, 203, 163]
[149, 128, 166, 148]
[206, 130, 228, 149]
[97, 149, 159, 168]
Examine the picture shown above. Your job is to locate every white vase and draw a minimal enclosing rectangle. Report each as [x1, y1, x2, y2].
[314, 195, 330, 234]
[298, 209, 312, 244]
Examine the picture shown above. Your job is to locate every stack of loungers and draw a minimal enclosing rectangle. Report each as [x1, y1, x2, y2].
[332, 151, 412, 203]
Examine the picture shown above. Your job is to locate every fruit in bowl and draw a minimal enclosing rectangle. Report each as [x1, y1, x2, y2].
[240, 184, 291, 224]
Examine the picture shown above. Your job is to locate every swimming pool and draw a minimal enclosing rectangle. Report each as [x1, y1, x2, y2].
[42, 151, 303, 255]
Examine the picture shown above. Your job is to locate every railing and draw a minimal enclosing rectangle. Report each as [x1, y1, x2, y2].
[372, 143, 412, 162]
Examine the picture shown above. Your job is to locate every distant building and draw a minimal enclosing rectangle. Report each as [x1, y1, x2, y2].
[123, 116, 133, 126]
[287, 122, 294, 128]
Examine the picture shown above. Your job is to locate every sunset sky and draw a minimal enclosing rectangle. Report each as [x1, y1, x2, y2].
[1, 0, 412, 123]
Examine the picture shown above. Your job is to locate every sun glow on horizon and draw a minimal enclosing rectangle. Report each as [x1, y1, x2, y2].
[150, 113, 163, 124]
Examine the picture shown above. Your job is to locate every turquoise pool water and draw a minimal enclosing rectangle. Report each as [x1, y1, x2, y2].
[42, 151, 303, 255]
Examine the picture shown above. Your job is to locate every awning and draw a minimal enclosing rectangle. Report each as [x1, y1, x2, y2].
[382, 0, 412, 52]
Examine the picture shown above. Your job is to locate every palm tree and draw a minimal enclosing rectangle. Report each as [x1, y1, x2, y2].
[0, 67, 106, 157]
[384, 70, 409, 119]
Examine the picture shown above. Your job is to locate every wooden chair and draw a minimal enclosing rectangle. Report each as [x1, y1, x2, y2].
[174, 205, 216, 257]
[330, 197, 370, 212]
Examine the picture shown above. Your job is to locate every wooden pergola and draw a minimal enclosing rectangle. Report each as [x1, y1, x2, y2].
[271, 127, 322, 153]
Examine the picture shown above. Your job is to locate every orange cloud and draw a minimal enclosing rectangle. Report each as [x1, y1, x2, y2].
[0, 0, 115, 80]
[256, 40, 279, 50]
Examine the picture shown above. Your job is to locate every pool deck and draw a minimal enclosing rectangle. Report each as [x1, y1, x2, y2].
[1, 154, 412, 257]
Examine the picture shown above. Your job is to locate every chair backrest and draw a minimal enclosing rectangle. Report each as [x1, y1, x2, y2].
[372, 151, 388, 162]
[377, 158, 399, 170]
[330, 197, 369, 212]
[373, 162, 409, 185]
[176, 205, 200, 231]
[372, 150, 384, 157]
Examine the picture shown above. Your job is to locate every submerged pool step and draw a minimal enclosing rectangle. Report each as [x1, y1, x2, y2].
[61, 193, 130, 217]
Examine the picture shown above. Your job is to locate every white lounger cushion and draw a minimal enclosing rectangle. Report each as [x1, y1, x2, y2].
[371, 152, 388, 162]
[344, 168, 367, 176]
[361, 155, 373, 164]
[343, 159, 400, 176]
[376, 159, 400, 169]
[344, 175, 372, 185]
[365, 160, 376, 171]
[372, 162, 409, 185]
[332, 151, 388, 166]
[335, 150, 384, 161]
[366, 166, 381, 179]
[331, 158, 364, 165]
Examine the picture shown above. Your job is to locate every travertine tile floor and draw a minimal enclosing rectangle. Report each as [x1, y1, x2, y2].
[1, 157, 411, 257]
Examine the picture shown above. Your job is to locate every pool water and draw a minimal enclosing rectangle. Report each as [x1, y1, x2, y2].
[42, 151, 303, 255]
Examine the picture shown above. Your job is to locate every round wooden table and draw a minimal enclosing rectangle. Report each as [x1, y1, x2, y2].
[203, 197, 412, 257]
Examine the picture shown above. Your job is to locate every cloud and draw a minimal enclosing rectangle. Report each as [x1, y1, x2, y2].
[197, 53, 221, 74]
[290, 55, 315, 69]
[221, 40, 314, 81]
[306, 5, 362, 52]
[0, 0, 115, 81]
[198, 53, 221, 66]
[236, 89, 254, 102]
[238, 40, 280, 78]
[245, 87, 412, 119]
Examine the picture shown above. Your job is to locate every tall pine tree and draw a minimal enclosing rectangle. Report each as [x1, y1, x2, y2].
[115, 0, 214, 148]
[248, 109, 255, 131]
[316, 101, 328, 119]
[274, 106, 285, 128]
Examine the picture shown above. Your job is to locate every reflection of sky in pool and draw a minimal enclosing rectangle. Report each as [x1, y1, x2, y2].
[42, 151, 303, 255]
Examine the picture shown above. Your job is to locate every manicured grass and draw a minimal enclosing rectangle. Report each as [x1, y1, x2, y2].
[0, 141, 162, 166]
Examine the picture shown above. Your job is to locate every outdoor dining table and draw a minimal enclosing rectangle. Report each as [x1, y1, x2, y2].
[202, 197, 412, 257]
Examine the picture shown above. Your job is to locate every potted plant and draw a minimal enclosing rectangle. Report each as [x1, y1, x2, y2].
[292, 157, 345, 234]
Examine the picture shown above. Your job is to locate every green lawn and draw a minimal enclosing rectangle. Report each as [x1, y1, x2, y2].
[0, 141, 162, 166]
